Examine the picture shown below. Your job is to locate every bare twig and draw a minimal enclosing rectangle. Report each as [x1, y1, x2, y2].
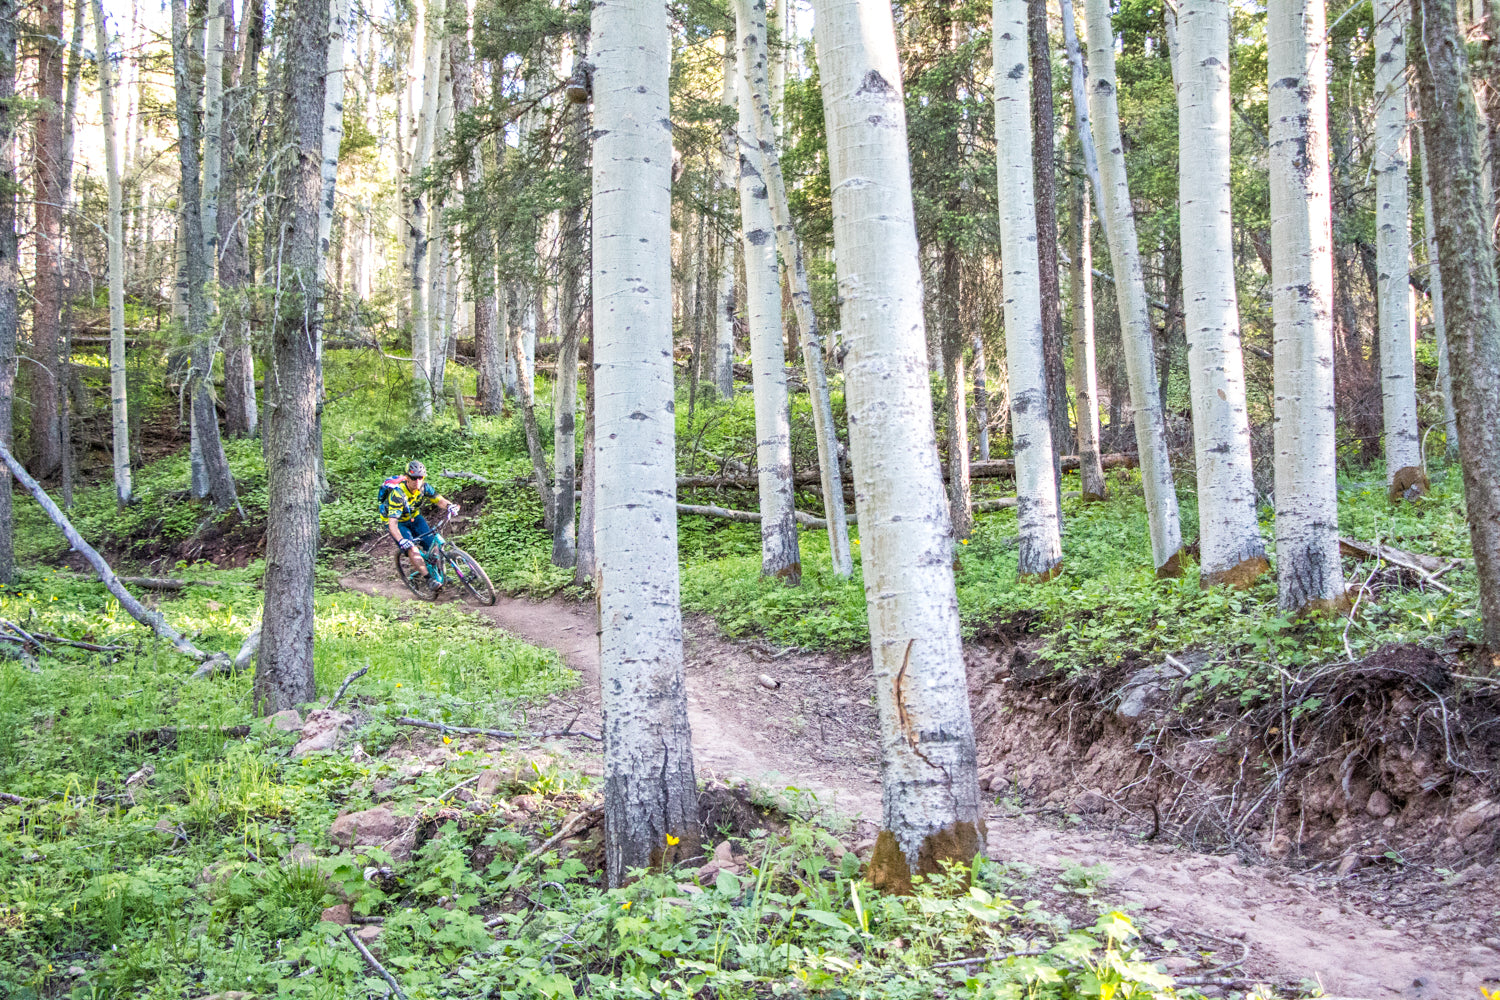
[440, 469, 492, 484]
[0, 792, 31, 806]
[930, 947, 1048, 969]
[0, 619, 44, 651]
[394, 716, 601, 743]
[507, 805, 605, 879]
[340, 925, 407, 999]
[326, 664, 369, 709]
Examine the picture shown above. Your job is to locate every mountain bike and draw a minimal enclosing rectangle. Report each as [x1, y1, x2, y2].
[393, 510, 497, 606]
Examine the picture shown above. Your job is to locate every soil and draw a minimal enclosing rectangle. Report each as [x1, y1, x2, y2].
[339, 565, 1500, 999]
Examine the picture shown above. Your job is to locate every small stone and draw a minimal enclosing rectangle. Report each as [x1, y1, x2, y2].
[270, 709, 304, 732]
[713, 840, 735, 865]
[291, 709, 350, 756]
[330, 805, 413, 861]
[354, 924, 383, 944]
[1072, 789, 1109, 814]
[66, 966, 85, 977]
[1158, 956, 1197, 974]
[476, 769, 507, 797]
[1451, 798, 1500, 841]
[1367, 789, 1393, 818]
[321, 903, 353, 924]
[757, 674, 779, 690]
[1337, 853, 1362, 876]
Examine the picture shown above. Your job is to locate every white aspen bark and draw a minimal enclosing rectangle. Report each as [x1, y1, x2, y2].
[994, 0, 1063, 579]
[733, 0, 852, 577]
[1416, 128, 1459, 460]
[1084, 0, 1184, 575]
[811, 0, 984, 892]
[1374, 0, 1424, 498]
[1068, 166, 1108, 500]
[769, 0, 785, 140]
[202, 0, 225, 275]
[428, 61, 454, 404]
[735, 52, 802, 583]
[713, 36, 738, 398]
[1269, 0, 1345, 612]
[1176, 0, 1267, 586]
[92, 0, 132, 509]
[972, 335, 990, 461]
[92, 0, 131, 506]
[318, 0, 349, 265]
[1058, 0, 1105, 215]
[591, 0, 702, 887]
[408, 0, 444, 420]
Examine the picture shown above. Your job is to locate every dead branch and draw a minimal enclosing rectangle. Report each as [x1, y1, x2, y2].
[340, 925, 408, 1000]
[973, 490, 1082, 512]
[440, 469, 492, 484]
[0, 619, 43, 651]
[1338, 537, 1454, 593]
[192, 625, 261, 680]
[118, 576, 252, 591]
[0, 442, 234, 672]
[394, 716, 601, 743]
[326, 664, 369, 709]
[509, 805, 604, 875]
[676, 503, 851, 529]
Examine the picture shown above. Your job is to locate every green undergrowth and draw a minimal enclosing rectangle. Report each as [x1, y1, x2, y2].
[0, 570, 1211, 999]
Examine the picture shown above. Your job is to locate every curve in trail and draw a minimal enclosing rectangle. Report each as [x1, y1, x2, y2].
[339, 570, 1492, 999]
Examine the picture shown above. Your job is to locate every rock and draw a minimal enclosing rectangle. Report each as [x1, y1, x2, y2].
[154, 816, 179, 838]
[269, 709, 304, 732]
[511, 793, 542, 813]
[126, 763, 155, 786]
[1116, 655, 1209, 722]
[291, 709, 351, 757]
[476, 769, 508, 797]
[695, 863, 722, 882]
[1336, 853, 1362, 876]
[1158, 956, 1197, 974]
[329, 805, 413, 861]
[66, 966, 86, 977]
[757, 674, 779, 690]
[196, 861, 238, 889]
[713, 840, 735, 865]
[354, 924, 383, 945]
[1072, 789, 1109, 814]
[1451, 798, 1500, 841]
[321, 903, 353, 925]
[1367, 789, 1393, 818]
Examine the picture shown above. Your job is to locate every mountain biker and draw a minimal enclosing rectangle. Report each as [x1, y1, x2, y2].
[379, 460, 460, 591]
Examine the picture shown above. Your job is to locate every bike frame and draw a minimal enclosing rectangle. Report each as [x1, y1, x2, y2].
[401, 510, 456, 585]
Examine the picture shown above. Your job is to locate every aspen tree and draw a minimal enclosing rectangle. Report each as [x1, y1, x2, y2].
[1083, 0, 1183, 575]
[172, 0, 239, 511]
[318, 0, 350, 263]
[973, 337, 991, 462]
[994, 0, 1063, 579]
[713, 36, 738, 399]
[409, 0, 445, 419]
[812, 0, 985, 892]
[0, 0, 15, 584]
[734, 43, 801, 583]
[1372, 0, 1424, 499]
[1415, 129, 1459, 460]
[732, 0, 853, 577]
[203, 0, 226, 271]
[591, 0, 702, 885]
[1414, 0, 1500, 653]
[1066, 156, 1107, 501]
[257, 0, 330, 714]
[1176, 0, 1267, 587]
[92, 0, 132, 506]
[552, 28, 589, 570]
[1269, 0, 1345, 612]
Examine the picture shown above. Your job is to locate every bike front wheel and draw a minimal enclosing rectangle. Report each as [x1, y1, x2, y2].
[443, 547, 497, 606]
[394, 548, 438, 601]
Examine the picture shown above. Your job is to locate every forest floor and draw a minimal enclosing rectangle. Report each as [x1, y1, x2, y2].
[342, 565, 1500, 999]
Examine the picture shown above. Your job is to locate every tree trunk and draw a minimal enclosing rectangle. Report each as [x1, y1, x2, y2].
[408, 0, 445, 420]
[452, 33, 504, 417]
[30, 0, 65, 478]
[812, 0, 985, 893]
[203, 0, 226, 273]
[1177, 0, 1267, 587]
[940, 244, 972, 540]
[553, 44, 587, 570]
[591, 0, 702, 886]
[93, 0, 133, 506]
[1416, 127, 1459, 461]
[732, 0, 853, 576]
[996, 0, 1064, 579]
[511, 313, 553, 527]
[1030, 0, 1072, 463]
[256, 0, 328, 714]
[1083, 0, 1183, 575]
[575, 352, 597, 585]
[1268, 0, 1345, 613]
[972, 335, 990, 462]
[222, 0, 262, 439]
[1373, 0, 1424, 498]
[0, 0, 16, 583]
[714, 34, 738, 399]
[173, 0, 240, 512]
[1414, 0, 1500, 654]
[734, 38, 801, 583]
[1067, 150, 1107, 500]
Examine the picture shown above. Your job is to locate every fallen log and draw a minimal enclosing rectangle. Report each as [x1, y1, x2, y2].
[676, 502, 852, 529]
[1338, 537, 1457, 594]
[675, 453, 1139, 490]
[974, 490, 1082, 512]
[441, 468, 492, 484]
[0, 441, 233, 672]
[119, 576, 251, 591]
[395, 715, 601, 742]
[123, 724, 253, 752]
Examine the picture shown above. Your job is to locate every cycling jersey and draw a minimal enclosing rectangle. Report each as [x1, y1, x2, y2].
[378, 476, 439, 523]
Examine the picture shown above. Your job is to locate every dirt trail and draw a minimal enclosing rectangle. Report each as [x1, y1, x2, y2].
[340, 572, 1498, 999]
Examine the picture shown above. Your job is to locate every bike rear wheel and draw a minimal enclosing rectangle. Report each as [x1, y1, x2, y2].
[444, 547, 497, 606]
[394, 548, 438, 601]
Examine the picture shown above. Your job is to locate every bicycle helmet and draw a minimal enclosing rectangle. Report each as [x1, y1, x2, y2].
[406, 459, 427, 478]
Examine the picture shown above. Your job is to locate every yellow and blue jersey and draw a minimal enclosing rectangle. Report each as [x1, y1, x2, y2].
[378, 477, 438, 523]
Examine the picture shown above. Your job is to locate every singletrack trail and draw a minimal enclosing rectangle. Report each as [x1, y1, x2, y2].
[340, 568, 1497, 999]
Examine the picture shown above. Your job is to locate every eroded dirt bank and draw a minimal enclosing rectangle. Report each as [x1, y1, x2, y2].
[339, 571, 1500, 997]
